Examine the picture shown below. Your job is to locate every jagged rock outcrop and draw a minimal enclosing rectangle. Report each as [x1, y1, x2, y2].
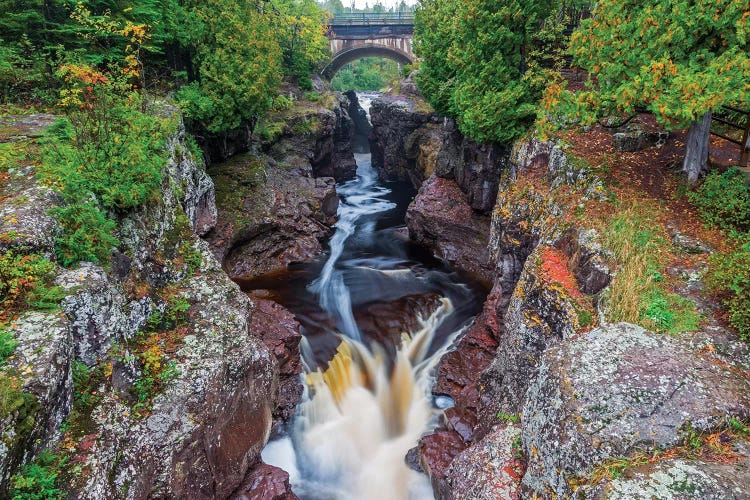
[0, 114, 290, 498]
[521, 322, 750, 498]
[369, 95, 434, 185]
[344, 90, 371, 137]
[419, 134, 612, 496]
[369, 94, 508, 212]
[0, 114, 60, 256]
[406, 176, 495, 284]
[76, 273, 277, 500]
[249, 297, 303, 431]
[206, 153, 338, 281]
[206, 92, 360, 281]
[0, 313, 72, 488]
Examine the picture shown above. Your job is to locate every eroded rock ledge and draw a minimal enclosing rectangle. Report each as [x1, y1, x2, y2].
[206, 92, 358, 282]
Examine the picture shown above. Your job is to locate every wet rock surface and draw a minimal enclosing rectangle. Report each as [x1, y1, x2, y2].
[232, 462, 298, 500]
[406, 175, 494, 283]
[443, 425, 523, 500]
[206, 94, 358, 281]
[249, 297, 303, 427]
[418, 429, 468, 496]
[521, 322, 750, 498]
[369, 94, 508, 212]
[369, 95, 434, 184]
[206, 153, 338, 281]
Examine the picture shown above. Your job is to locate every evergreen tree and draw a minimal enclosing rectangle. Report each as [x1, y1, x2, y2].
[540, 0, 750, 181]
[415, 0, 563, 144]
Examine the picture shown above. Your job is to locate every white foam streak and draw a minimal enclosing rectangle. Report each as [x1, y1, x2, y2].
[309, 154, 395, 340]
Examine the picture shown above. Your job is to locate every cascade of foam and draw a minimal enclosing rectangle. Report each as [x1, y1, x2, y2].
[265, 300, 459, 500]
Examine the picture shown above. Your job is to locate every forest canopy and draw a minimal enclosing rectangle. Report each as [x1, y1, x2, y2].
[0, 0, 331, 133]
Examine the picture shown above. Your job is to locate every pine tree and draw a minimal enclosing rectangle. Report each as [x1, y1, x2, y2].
[541, 0, 750, 181]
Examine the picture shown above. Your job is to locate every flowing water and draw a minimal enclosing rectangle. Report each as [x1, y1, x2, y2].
[248, 92, 486, 499]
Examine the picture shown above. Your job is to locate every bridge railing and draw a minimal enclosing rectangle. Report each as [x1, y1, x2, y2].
[330, 13, 415, 26]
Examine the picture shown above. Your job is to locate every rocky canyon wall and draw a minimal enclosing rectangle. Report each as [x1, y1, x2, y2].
[0, 90, 357, 498]
[369, 90, 750, 500]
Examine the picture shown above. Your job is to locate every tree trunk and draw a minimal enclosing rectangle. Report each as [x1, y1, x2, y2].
[682, 111, 712, 182]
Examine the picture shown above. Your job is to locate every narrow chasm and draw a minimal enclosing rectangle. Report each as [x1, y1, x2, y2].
[233, 92, 488, 500]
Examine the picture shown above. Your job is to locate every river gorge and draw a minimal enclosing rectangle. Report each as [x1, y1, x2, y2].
[2, 83, 749, 500]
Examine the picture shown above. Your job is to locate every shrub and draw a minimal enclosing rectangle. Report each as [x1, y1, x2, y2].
[689, 168, 750, 232]
[49, 202, 119, 267]
[0, 252, 62, 313]
[0, 326, 18, 366]
[707, 235, 750, 339]
[71, 360, 104, 411]
[38, 64, 173, 267]
[10, 449, 65, 500]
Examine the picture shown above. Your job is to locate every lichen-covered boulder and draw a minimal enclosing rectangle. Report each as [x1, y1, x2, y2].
[521, 322, 750, 498]
[0, 312, 72, 491]
[479, 245, 595, 424]
[57, 263, 153, 366]
[76, 273, 277, 499]
[582, 455, 750, 499]
[443, 425, 523, 500]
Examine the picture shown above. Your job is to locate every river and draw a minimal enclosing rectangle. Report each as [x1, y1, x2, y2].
[247, 92, 486, 499]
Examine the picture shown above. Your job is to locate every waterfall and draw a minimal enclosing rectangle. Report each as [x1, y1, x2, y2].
[261, 92, 484, 500]
[264, 301, 459, 500]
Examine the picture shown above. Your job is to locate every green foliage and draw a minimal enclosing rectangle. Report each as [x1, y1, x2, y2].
[639, 287, 701, 335]
[10, 449, 65, 500]
[272, 0, 330, 87]
[176, 0, 282, 132]
[331, 57, 401, 91]
[415, 0, 564, 143]
[540, 0, 749, 133]
[255, 119, 286, 144]
[131, 297, 187, 416]
[0, 37, 51, 104]
[603, 204, 701, 334]
[496, 411, 521, 424]
[0, 325, 18, 366]
[49, 203, 119, 267]
[71, 360, 104, 411]
[0, 252, 61, 312]
[689, 168, 750, 233]
[38, 65, 173, 266]
[0, 376, 40, 470]
[707, 235, 750, 340]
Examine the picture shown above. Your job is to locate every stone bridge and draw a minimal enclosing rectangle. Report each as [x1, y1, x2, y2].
[322, 13, 415, 79]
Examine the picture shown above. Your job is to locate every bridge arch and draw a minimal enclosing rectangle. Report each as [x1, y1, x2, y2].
[323, 13, 415, 80]
[322, 44, 413, 80]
